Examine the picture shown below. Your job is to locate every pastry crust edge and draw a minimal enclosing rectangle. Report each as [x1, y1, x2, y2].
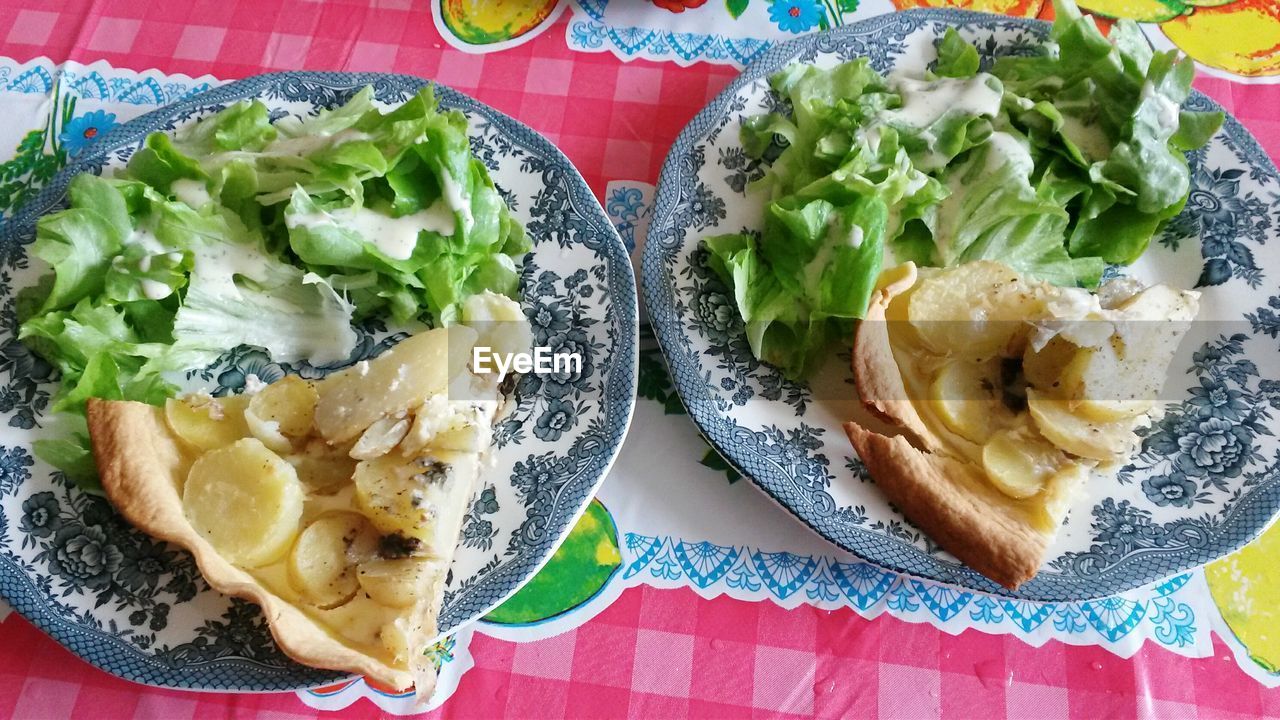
[846, 263, 1059, 590]
[86, 398, 427, 694]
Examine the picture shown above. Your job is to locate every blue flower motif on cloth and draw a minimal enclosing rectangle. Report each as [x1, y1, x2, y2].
[4, 65, 54, 93]
[805, 562, 840, 603]
[617, 535, 1213, 656]
[1154, 573, 1191, 596]
[999, 600, 1055, 633]
[1149, 597, 1196, 648]
[649, 542, 683, 581]
[886, 579, 920, 612]
[1053, 605, 1087, 634]
[769, 0, 823, 33]
[569, 20, 609, 50]
[752, 550, 818, 598]
[969, 596, 1003, 624]
[725, 553, 763, 592]
[830, 561, 894, 610]
[1081, 597, 1145, 642]
[564, 4, 777, 67]
[623, 533, 665, 580]
[910, 580, 973, 622]
[57, 109, 117, 154]
[674, 540, 739, 588]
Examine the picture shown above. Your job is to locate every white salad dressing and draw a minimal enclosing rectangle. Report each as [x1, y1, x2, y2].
[1140, 81, 1180, 132]
[439, 169, 474, 234]
[201, 128, 373, 171]
[925, 167, 971, 265]
[902, 169, 930, 196]
[286, 201, 456, 261]
[140, 279, 173, 300]
[983, 131, 1035, 176]
[349, 203, 455, 260]
[855, 125, 883, 155]
[189, 241, 278, 300]
[846, 224, 865, 249]
[171, 178, 212, 208]
[886, 73, 1003, 129]
[263, 128, 372, 158]
[119, 226, 181, 299]
[800, 216, 867, 293]
[126, 227, 167, 255]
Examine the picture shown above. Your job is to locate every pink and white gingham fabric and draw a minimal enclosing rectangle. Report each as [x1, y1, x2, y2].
[2, 587, 1280, 718]
[2, 1, 1280, 717]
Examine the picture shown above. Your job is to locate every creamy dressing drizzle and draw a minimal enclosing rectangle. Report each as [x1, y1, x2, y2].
[983, 131, 1035, 176]
[119, 227, 178, 299]
[265, 128, 373, 158]
[1140, 82, 1181, 133]
[886, 73, 1003, 129]
[127, 227, 166, 255]
[286, 202, 456, 260]
[171, 178, 212, 208]
[189, 241, 277, 300]
[202, 128, 373, 171]
[439, 169, 473, 234]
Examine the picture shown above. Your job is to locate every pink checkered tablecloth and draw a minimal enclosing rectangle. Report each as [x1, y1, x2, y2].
[3, 585, 1280, 718]
[2, 1, 1280, 718]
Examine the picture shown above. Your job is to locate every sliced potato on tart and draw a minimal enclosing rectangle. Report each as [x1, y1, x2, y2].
[87, 324, 509, 697]
[845, 261, 1197, 589]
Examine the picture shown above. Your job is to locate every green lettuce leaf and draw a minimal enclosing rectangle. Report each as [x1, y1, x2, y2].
[14, 83, 522, 487]
[934, 28, 980, 79]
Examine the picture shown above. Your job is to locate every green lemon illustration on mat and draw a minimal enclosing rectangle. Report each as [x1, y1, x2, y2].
[1206, 522, 1280, 673]
[485, 499, 621, 625]
[438, 0, 563, 46]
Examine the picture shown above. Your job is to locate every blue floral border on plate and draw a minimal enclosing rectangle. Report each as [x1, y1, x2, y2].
[643, 9, 1280, 602]
[0, 71, 638, 690]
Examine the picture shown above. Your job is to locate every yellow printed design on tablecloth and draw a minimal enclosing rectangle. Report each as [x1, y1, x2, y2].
[891, 0, 1046, 18]
[1207, 521, 1280, 674]
[1161, 0, 1280, 78]
[443, 0, 1280, 78]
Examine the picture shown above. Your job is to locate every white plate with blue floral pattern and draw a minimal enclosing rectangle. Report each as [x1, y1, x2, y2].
[644, 10, 1280, 602]
[0, 72, 637, 690]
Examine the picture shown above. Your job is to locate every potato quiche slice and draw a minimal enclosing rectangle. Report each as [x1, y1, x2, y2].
[87, 325, 505, 696]
[845, 261, 1198, 589]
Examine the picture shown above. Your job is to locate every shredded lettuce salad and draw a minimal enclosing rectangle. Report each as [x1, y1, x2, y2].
[704, 0, 1223, 379]
[17, 87, 529, 485]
